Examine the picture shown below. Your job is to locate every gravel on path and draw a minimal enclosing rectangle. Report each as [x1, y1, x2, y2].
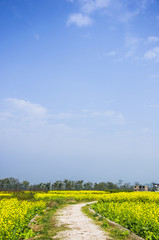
[53, 202, 109, 240]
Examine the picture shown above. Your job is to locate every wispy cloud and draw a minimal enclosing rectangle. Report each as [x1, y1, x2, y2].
[125, 35, 142, 48]
[80, 0, 110, 14]
[105, 50, 116, 56]
[6, 98, 47, 118]
[123, 34, 159, 61]
[1, 98, 126, 127]
[111, 0, 153, 25]
[67, 0, 153, 28]
[52, 112, 80, 119]
[119, 9, 139, 23]
[67, 13, 93, 27]
[92, 110, 126, 124]
[122, 34, 142, 59]
[67, 0, 110, 27]
[146, 36, 159, 44]
[142, 127, 151, 134]
[104, 110, 115, 116]
[144, 47, 159, 61]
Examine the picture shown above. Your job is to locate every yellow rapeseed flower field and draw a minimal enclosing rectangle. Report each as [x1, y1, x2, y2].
[1, 191, 159, 239]
[91, 192, 159, 240]
[34, 190, 106, 201]
[0, 198, 46, 240]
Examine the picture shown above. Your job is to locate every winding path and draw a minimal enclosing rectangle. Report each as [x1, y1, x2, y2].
[53, 202, 109, 240]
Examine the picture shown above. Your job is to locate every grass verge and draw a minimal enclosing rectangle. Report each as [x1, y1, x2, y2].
[27, 200, 69, 240]
[82, 204, 137, 240]
[27, 199, 80, 240]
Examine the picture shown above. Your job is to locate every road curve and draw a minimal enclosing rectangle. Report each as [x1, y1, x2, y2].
[53, 202, 109, 240]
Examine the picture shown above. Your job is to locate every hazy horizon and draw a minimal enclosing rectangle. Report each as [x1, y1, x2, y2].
[1, 0, 159, 184]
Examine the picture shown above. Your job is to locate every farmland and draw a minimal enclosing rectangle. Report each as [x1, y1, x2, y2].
[0, 197, 46, 240]
[91, 192, 159, 240]
[0, 191, 159, 239]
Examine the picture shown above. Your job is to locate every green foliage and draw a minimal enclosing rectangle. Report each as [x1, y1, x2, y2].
[110, 229, 130, 240]
[105, 189, 133, 193]
[92, 192, 159, 239]
[82, 204, 131, 240]
[34, 200, 68, 239]
[102, 220, 109, 228]
[0, 177, 134, 191]
[11, 191, 35, 200]
[24, 229, 35, 239]
[0, 198, 46, 239]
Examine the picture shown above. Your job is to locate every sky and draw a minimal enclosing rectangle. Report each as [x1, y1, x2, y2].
[0, 0, 159, 184]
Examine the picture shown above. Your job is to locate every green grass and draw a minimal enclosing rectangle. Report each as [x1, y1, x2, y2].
[27, 199, 78, 240]
[82, 204, 136, 240]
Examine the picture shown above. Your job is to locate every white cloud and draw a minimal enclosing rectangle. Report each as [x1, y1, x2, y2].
[92, 111, 102, 116]
[125, 35, 141, 48]
[144, 47, 159, 61]
[120, 9, 139, 23]
[104, 110, 115, 116]
[53, 112, 79, 119]
[134, 0, 153, 10]
[105, 50, 116, 56]
[113, 0, 152, 25]
[67, 13, 93, 27]
[91, 110, 126, 124]
[82, 109, 89, 113]
[104, 111, 125, 124]
[124, 34, 142, 59]
[67, 0, 153, 29]
[0, 111, 14, 120]
[109, 26, 116, 31]
[6, 98, 47, 118]
[146, 36, 159, 44]
[67, 0, 110, 27]
[142, 128, 150, 133]
[80, 0, 110, 13]
[1, 98, 126, 130]
[117, 114, 125, 124]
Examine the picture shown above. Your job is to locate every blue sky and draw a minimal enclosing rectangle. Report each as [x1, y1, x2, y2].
[0, 0, 159, 184]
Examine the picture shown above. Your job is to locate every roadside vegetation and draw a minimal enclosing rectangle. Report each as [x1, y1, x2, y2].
[82, 204, 134, 240]
[91, 192, 159, 239]
[1, 184, 159, 239]
[28, 199, 69, 240]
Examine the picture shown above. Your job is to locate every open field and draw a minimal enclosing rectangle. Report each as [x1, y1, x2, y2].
[91, 192, 159, 240]
[0, 191, 159, 239]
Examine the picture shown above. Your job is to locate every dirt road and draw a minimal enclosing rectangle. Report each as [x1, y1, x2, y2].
[53, 202, 109, 240]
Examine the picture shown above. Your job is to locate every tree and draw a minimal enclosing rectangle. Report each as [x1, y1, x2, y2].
[75, 180, 84, 190]
[64, 179, 73, 190]
[0, 177, 21, 191]
[22, 181, 30, 190]
[105, 182, 118, 190]
[45, 182, 51, 191]
[117, 179, 124, 189]
[83, 182, 93, 190]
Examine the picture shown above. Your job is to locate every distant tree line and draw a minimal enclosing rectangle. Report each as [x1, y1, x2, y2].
[0, 177, 136, 191]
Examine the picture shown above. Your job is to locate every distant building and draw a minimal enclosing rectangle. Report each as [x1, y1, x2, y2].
[134, 185, 148, 191]
[152, 183, 159, 191]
